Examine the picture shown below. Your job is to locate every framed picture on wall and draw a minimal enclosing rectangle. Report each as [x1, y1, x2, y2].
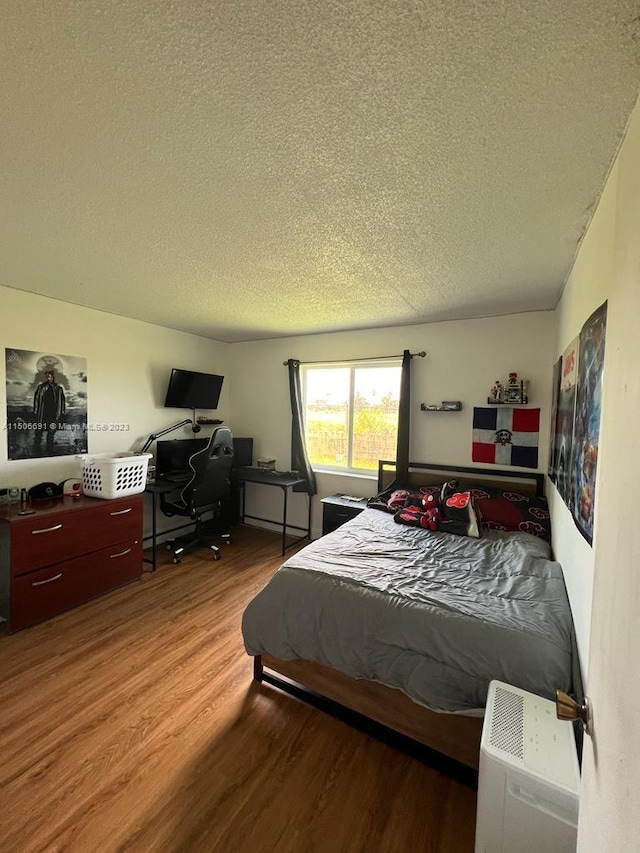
[556, 336, 579, 506]
[568, 301, 607, 544]
[5, 349, 88, 460]
[548, 356, 562, 482]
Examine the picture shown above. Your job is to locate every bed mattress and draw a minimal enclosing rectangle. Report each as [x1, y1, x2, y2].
[242, 508, 573, 713]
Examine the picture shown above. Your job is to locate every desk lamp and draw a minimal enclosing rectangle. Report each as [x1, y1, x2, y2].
[139, 418, 197, 454]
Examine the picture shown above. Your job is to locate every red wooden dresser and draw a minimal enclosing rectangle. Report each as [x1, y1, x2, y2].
[0, 494, 143, 632]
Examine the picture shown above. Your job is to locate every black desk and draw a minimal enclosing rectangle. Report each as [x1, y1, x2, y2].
[232, 467, 312, 556]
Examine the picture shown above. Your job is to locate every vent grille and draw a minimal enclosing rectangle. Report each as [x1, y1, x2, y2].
[489, 685, 525, 760]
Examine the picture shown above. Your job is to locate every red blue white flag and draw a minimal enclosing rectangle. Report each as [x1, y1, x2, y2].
[472, 407, 540, 468]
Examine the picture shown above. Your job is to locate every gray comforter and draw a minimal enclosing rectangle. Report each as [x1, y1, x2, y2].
[242, 508, 573, 713]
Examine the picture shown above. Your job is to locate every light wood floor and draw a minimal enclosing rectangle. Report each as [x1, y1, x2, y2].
[0, 526, 477, 853]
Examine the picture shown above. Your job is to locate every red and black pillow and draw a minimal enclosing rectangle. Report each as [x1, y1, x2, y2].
[437, 488, 482, 538]
[441, 480, 551, 541]
[369, 477, 551, 541]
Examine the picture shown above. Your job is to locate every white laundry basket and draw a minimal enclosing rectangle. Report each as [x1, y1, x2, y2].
[81, 452, 152, 499]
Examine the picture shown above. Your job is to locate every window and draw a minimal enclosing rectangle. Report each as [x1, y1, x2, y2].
[302, 360, 401, 474]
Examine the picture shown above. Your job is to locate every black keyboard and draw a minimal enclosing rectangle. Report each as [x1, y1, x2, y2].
[159, 471, 191, 483]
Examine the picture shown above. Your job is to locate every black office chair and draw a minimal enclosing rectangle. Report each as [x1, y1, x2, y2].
[160, 426, 235, 564]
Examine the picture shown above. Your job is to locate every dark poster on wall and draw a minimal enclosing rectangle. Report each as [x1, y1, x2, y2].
[5, 349, 88, 460]
[548, 356, 562, 482]
[568, 301, 608, 544]
[556, 336, 579, 505]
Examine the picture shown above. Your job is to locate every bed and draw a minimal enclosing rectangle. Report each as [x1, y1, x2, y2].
[242, 462, 575, 770]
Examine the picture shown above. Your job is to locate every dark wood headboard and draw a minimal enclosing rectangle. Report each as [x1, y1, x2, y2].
[377, 460, 545, 498]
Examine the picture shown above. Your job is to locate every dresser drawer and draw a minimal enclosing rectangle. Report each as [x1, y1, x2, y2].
[10, 537, 142, 631]
[10, 496, 143, 575]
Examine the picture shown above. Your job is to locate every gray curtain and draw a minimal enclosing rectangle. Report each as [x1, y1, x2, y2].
[286, 358, 318, 495]
[392, 349, 412, 487]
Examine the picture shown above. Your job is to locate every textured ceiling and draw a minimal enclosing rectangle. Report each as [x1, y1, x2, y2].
[2, 1, 639, 342]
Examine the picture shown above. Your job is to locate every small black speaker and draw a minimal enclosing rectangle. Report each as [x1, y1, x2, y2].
[28, 481, 63, 500]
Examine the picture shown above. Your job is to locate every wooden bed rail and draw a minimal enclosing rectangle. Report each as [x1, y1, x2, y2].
[254, 653, 482, 779]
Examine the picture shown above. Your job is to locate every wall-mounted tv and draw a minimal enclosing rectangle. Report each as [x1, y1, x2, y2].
[164, 368, 224, 409]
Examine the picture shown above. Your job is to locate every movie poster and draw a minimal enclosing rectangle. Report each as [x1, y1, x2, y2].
[569, 302, 607, 544]
[5, 349, 88, 460]
[555, 337, 579, 506]
[548, 356, 562, 482]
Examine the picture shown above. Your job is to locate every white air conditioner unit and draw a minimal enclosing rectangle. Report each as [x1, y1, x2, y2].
[475, 680, 580, 853]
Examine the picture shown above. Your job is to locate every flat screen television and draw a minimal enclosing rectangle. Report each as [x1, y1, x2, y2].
[164, 368, 224, 409]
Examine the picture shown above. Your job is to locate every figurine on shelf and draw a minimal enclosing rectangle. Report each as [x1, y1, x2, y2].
[488, 373, 529, 405]
[503, 372, 528, 404]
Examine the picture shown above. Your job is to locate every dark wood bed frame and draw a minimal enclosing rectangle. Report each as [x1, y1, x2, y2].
[252, 462, 546, 774]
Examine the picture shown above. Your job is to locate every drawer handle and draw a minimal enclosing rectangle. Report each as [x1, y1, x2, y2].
[110, 547, 132, 558]
[110, 508, 133, 516]
[31, 523, 63, 535]
[32, 572, 63, 586]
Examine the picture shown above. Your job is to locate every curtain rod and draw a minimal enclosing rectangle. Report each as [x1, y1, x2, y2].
[283, 351, 426, 366]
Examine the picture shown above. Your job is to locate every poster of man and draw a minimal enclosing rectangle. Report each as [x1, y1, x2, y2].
[5, 349, 88, 460]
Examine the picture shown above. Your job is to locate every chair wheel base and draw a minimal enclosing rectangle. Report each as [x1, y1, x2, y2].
[163, 534, 231, 565]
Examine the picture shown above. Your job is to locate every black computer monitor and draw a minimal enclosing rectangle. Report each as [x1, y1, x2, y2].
[232, 437, 253, 467]
[156, 435, 252, 476]
[155, 438, 209, 476]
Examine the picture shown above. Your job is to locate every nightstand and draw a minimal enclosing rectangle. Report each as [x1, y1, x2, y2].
[321, 494, 369, 536]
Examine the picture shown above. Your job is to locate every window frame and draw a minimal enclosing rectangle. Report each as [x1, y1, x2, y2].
[301, 358, 402, 476]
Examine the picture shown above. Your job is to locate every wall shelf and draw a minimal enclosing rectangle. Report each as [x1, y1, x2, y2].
[420, 401, 462, 412]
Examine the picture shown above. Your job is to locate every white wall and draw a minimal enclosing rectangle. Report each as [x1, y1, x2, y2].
[576, 96, 640, 853]
[0, 286, 231, 537]
[548, 156, 619, 680]
[229, 312, 555, 537]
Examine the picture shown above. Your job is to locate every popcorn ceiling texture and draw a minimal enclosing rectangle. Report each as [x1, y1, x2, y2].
[1, 0, 639, 342]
